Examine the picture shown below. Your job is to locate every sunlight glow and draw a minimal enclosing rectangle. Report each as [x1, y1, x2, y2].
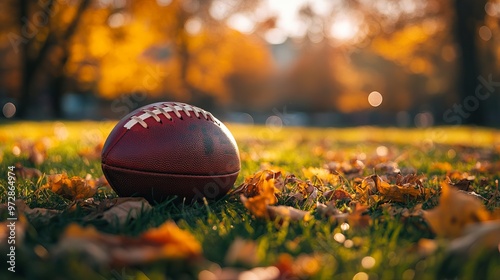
[185, 17, 202, 35]
[227, 13, 255, 34]
[329, 15, 359, 41]
[264, 28, 288, 44]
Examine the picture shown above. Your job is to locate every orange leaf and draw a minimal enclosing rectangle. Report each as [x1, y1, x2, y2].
[56, 221, 201, 266]
[43, 173, 97, 200]
[423, 181, 490, 238]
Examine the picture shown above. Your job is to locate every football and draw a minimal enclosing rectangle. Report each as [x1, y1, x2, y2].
[101, 102, 240, 203]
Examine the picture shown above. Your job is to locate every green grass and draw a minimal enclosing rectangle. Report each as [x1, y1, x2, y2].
[1, 122, 500, 279]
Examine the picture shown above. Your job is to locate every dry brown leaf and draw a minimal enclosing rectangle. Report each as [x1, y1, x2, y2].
[232, 169, 282, 198]
[324, 189, 352, 202]
[81, 197, 152, 225]
[54, 221, 201, 267]
[423, 181, 490, 238]
[238, 171, 280, 218]
[357, 174, 434, 204]
[14, 162, 42, 180]
[101, 199, 152, 226]
[15, 199, 61, 219]
[43, 173, 98, 200]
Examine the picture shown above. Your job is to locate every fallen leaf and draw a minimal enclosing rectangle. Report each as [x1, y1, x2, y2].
[302, 167, 340, 186]
[42, 173, 98, 200]
[241, 195, 271, 218]
[423, 181, 490, 238]
[324, 189, 352, 202]
[447, 177, 473, 191]
[231, 169, 282, 198]
[357, 174, 434, 204]
[101, 199, 151, 226]
[82, 197, 152, 225]
[54, 220, 201, 267]
[14, 162, 42, 180]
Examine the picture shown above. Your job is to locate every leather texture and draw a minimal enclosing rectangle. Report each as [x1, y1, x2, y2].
[101, 102, 240, 202]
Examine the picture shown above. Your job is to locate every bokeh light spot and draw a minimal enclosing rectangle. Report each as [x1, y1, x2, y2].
[266, 115, 283, 131]
[479, 26, 492, 41]
[334, 233, 346, 243]
[361, 256, 376, 269]
[368, 91, 383, 107]
[2, 102, 16, 118]
[353, 272, 369, 280]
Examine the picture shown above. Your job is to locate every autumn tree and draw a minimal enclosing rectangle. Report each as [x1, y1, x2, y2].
[3, 0, 92, 118]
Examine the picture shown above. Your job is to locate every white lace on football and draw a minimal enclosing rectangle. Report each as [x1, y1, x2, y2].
[124, 103, 216, 129]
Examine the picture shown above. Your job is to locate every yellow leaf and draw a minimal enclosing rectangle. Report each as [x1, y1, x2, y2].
[141, 221, 202, 259]
[302, 167, 339, 185]
[423, 182, 490, 238]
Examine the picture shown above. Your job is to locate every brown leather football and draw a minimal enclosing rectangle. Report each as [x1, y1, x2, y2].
[101, 102, 240, 203]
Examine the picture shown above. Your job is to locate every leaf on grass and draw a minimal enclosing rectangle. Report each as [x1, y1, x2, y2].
[42, 173, 98, 200]
[302, 167, 340, 186]
[232, 169, 282, 198]
[238, 170, 280, 218]
[357, 174, 434, 204]
[14, 199, 61, 219]
[54, 221, 201, 267]
[101, 199, 152, 225]
[284, 175, 317, 206]
[323, 189, 352, 202]
[14, 162, 42, 179]
[447, 176, 473, 191]
[81, 197, 152, 225]
[423, 181, 490, 238]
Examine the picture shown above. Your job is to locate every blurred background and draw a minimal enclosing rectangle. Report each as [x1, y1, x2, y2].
[0, 0, 499, 127]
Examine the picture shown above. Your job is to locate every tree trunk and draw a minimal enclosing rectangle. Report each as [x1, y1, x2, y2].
[453, 0, 486, 125]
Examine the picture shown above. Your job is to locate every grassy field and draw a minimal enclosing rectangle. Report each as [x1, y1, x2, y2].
[1, 122, 500, 279]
